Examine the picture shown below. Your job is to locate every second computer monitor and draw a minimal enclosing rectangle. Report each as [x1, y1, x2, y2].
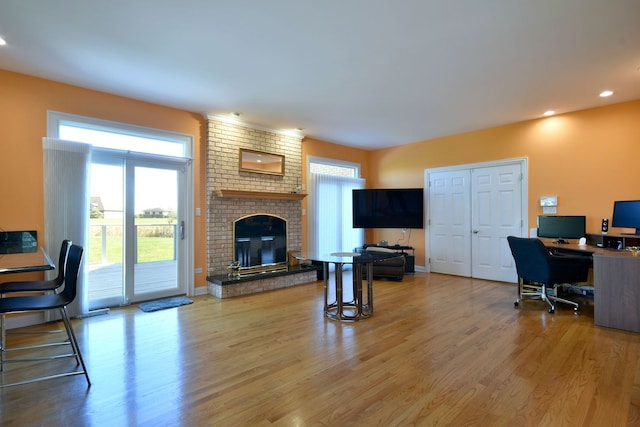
[537, 215, 586, 240]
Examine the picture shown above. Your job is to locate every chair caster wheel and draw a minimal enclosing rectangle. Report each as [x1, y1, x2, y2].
[514, 301, 519, 307]
[548, 308, 555, 313]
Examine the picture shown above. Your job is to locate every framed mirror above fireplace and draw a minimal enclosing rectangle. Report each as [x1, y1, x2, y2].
[239, 148, 285, 176]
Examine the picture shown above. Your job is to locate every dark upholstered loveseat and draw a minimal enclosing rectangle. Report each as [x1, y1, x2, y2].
[362, 247, 405, 281]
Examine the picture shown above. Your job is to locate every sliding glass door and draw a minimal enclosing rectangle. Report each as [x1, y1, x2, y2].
[88, 159, 125, 308]
[131, 164, 180, 298]
[88, 155, 186, 309]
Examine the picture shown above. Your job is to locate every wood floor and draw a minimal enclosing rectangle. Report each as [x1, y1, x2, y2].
[2, 272, 640, 426]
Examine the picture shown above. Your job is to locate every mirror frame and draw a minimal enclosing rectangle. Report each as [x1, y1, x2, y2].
[239, 149, 285, 176]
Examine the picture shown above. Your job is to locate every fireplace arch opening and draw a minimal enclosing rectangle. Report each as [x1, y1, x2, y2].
[233, 214, 288, 274]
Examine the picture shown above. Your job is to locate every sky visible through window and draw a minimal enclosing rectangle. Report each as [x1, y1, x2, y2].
[59, 125, 184, 157]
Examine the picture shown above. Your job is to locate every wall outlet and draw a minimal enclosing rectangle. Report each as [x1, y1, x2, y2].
[194, 267, 202, 274]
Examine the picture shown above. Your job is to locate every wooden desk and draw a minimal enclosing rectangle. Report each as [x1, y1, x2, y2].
[593, 252, 640, 332]
[541, 239, 640, 332]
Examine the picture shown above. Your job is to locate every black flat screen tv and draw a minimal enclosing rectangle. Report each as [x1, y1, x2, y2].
[612, 200, 640, 235]
[537, 215, 586, 240]
[352, 188, 424, 229]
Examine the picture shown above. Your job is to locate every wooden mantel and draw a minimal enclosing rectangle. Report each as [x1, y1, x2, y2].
[214, 189, 307, 200]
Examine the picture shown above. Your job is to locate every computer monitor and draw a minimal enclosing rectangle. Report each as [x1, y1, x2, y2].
[0, 230, 38, 254]
[537, 216, 586, 242]
[612, 200, 640, 235]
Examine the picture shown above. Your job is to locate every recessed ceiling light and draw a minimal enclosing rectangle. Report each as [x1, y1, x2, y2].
[543, 110, 555, 116]
[0, 37, 6, 46]
[600, 90, 614, 97]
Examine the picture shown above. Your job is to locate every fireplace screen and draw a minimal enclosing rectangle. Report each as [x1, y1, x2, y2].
[233, 214, 287, 273]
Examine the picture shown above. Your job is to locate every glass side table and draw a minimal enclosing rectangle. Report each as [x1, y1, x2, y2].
[294, 251, 403, 321]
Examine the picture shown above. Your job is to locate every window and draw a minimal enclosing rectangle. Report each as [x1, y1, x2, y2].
[47, 111, 194, 310]
[307, 157, 364, 255]
[309, 158, 359, 178]
[48, 111, 192, 159]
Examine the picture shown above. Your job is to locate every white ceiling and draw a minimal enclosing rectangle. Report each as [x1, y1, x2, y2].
[1, 0, 639, 149]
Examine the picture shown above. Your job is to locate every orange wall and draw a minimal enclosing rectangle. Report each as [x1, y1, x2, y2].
[369, 100, 640, 266]
[0, 70, 208, 287]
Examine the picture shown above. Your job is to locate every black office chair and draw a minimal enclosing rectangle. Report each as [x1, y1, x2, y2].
[507, 236, 591, 313]
[0, 244, 90, 387]
[0, 240, 72, 294]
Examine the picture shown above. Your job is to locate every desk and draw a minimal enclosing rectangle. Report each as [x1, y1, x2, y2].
[296, 251, 403, 321]
[542, 239, 640, 332]
[593, 252, 640, 332]
[0, 247, 55, 275]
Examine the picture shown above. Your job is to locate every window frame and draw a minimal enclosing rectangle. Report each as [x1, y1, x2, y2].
[307, 155, 360, 178]
[47, 110, 196, 297]
[47, 111, 193, 159]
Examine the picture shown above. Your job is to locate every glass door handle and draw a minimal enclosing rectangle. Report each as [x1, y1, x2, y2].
[180, 221, 185, 240]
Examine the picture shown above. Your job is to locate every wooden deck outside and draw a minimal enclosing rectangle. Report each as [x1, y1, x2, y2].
[87, 260, 177, 301]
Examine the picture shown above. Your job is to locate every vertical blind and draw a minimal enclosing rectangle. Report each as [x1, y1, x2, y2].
[42, 137, 91, 317]
[308, 173, 365, 255]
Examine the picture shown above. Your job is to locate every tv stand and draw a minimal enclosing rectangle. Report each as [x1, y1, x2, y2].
[362, 244, 415, 273]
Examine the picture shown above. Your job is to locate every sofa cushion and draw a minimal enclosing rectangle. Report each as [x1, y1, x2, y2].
[364, 246, 396, 253]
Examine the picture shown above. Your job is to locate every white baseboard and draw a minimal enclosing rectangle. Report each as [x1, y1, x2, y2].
[4, 313, 45, 330]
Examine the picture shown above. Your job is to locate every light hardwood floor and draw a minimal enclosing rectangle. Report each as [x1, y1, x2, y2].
[2, 272, 640, 426]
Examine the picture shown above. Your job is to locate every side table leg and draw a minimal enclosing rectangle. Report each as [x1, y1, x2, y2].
[335, 263, 344, 319]
[323, 261, 330, 310]
[367, 262, 374, 313]
[353, 263, 363, 316]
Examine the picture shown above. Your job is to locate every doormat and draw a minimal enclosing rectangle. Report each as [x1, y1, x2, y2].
[138, 296, 193, 312]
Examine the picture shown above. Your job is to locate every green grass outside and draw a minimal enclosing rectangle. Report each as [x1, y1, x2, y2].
[89, 220, 175, 264]
[88, 236, 175, 264]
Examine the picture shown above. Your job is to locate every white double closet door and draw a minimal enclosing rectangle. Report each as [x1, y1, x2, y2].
[425, 159, 527, 283]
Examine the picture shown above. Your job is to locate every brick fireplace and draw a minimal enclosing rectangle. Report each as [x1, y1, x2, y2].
[205, 116, 317, 298]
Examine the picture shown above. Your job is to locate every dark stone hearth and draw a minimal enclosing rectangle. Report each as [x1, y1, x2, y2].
[207, 264, 321, 298]
[207, 264, 320, 286]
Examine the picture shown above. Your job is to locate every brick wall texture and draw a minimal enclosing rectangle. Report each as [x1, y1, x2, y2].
[206, 118, 303, 275]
